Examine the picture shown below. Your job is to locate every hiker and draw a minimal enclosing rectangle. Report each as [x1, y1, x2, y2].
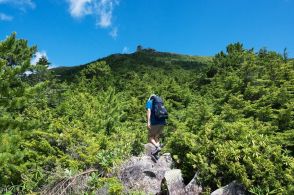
[146, 94, 168, 152]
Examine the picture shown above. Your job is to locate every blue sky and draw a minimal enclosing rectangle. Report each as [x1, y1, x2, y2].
[0, 0, 293, 67]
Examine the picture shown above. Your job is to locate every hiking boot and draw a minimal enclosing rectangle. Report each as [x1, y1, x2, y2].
[152, 147, 161, 156]
[156, 143, 163, 151]
[150, 153, 159, 162]
[156, 146, 162, 152]
[150, 145, 161, 162]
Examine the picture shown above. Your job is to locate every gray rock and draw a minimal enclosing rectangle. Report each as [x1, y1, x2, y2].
[184, 173, 202, 195]
[163, 169, 185, 195]
[120, 146, 204, 195]
[211, 181, 247, 195]
[144, 143, 156, 156]
[119, 153, 173, 194]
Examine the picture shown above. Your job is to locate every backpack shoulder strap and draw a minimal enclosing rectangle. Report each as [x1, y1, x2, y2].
[152, 95, 163, 103]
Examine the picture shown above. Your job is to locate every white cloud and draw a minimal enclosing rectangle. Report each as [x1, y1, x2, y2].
[122, 46, 129, 54]
[67, 0, 119, 27]
[31, 51, 48, 65]
[48, 65, 58, 69]
[109, 27, 118, 38]
[67, 0, 92, 18]
[96, 0, 119, 28]
[0, 0, 35, 10]
[0, 12, 13, 21]
[66, 0, 119, 37]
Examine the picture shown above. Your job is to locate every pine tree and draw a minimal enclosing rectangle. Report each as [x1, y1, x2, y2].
[0, 33, 36, 131]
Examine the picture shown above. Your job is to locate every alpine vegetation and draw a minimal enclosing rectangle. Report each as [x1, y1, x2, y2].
[0, 34, 293, 194]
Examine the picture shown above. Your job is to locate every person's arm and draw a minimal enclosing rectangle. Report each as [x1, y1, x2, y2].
[146, 109, 151, 129]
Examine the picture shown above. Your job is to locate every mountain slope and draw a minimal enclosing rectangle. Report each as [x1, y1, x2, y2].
[51, 49, 213, 81]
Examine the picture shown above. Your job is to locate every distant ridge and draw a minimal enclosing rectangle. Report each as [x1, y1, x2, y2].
[51, 49, 213, 81]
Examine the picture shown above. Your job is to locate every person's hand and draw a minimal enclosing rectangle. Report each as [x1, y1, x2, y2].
[147, 122, 151, 130]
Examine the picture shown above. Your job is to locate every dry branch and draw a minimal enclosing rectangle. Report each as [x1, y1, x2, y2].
[41, 168, 98, 195]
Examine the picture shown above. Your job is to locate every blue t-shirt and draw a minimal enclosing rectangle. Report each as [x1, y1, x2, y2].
[146, 99, 166, 125]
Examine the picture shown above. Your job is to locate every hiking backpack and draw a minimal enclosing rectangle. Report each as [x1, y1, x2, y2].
[151, 95, 168, 119]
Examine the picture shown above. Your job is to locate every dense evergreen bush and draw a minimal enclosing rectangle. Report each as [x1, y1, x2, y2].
[0, 34, 293, 194]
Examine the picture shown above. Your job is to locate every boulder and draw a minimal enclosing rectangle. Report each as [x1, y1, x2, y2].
[144, 143, 156, 156]
[163, 169, 185, 194]
[184, 173, 202, 195]
[211, 181, 247, 195]
[120, 144, 203, 194]
[119, 153, 173, 194]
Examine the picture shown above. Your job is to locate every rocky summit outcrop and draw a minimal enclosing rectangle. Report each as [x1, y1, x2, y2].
[118, 143, 202, 194]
